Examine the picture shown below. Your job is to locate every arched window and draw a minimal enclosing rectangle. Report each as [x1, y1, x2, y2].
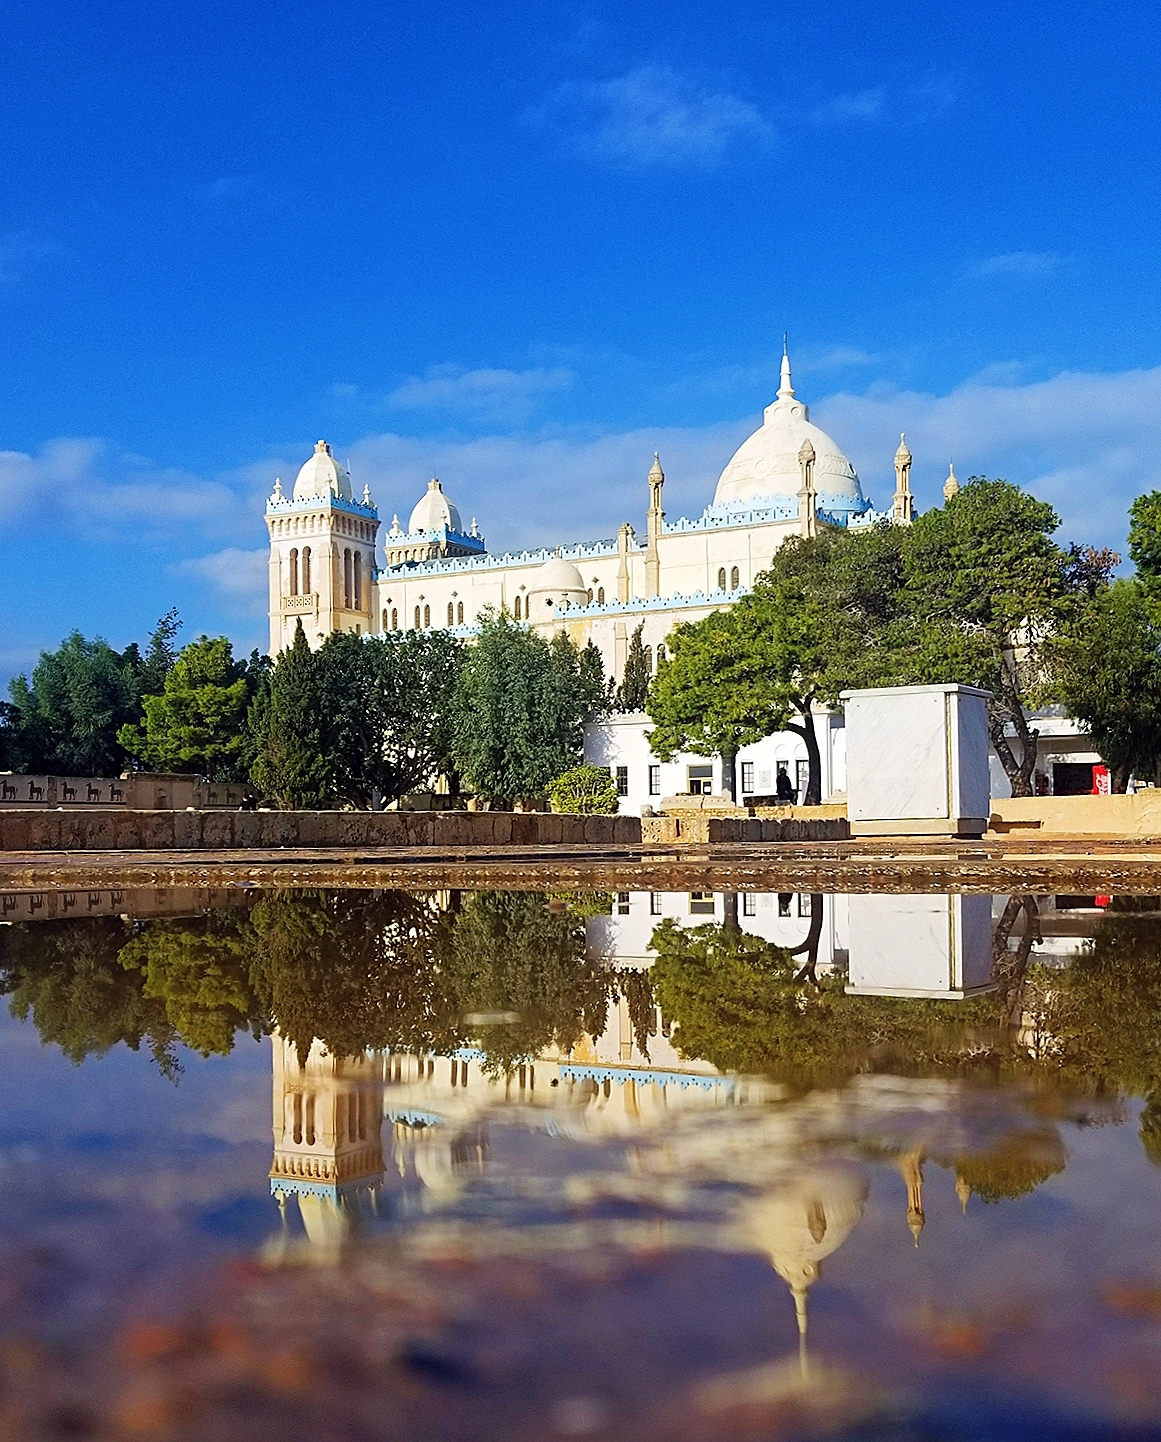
[392, 607, 398, 630]
[424, 604, 430, 627]
[644, 645, 653, 672]
[414, 606, 421, 629]
[597, 586, 605, 604]
[717, 567, 727, 591]
[513, 595, 522, 620]
[457, 601, 464, 624]
[382, 609, 389, 632]
[587, 588, 593, 603]
[302, 547, 311, 593]
[289, 548, 299, 596]
[730, 566, 739, 590]
[657, 643, 666, 665]
[353, 551, 362, 609]
[447, 601, 455, 626]
[344, 549, 353, 608]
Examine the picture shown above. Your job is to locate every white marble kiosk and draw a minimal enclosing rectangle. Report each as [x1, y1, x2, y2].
[844, 893, 995, 999]
[841, 684, 992, 838]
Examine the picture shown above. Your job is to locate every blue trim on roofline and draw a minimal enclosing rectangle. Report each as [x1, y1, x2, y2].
[559, 1063, 734, 1092]
[266, 493, 379, 520]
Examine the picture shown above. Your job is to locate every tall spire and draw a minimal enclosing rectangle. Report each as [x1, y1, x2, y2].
[893, 432, 913, 525]
[944, 461, 960, 502]
[778, 342, 795, 400]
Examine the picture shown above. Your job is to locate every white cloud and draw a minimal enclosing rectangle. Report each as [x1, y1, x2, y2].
[0, 438, 258, 541]
[348, 423, 747, 552]
[972, 250, 1069, 278]
[815, 364, 1161, 551]
[804, 74, 958, 127]
[178, 547, 268, 610]
[525, 66, 771, 166]
[386, 365, 576, 424]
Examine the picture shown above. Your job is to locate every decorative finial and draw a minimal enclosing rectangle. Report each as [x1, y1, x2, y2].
[895, 431, 911, 459]
[783, 330, 789, 357]
[391, 513, 401, 535]
[955, 1174, 972, 1214]
[315, 439, 329, 454]
[470, 517, 479, 538]
[944, 461, 960, 502]
[272, 476, 283, 500]
[362, 483, 372, 505]
[778, 344, 795, 400]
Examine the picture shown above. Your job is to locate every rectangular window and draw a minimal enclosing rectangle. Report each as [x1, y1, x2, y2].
[689, 891, 716, 915]
[617, 891, 630, 915]
[741, 761, 755, 794]
[650, 892, 663, 915]
[616, 765, 629, 797]
[798, 893, 813, 917]
[648, 764, 661, 796]
[688, 764, 713, 796]
[742, 892, 757, 916]
[796, 759, 810, 800]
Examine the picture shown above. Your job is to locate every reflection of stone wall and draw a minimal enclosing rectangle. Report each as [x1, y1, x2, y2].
[0, 810, 643, 852]
[0, 886, 252, 923]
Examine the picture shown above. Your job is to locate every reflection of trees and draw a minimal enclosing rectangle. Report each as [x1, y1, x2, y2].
[953, 1132, 1065, 1202]
[0, 917, 181, 1076]
[2, 890, 618, 1079]
[440, 891, 609, 1074]
[648, 919, 988, 1090]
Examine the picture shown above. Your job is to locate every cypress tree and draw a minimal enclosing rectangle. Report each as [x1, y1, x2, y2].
[250, 621, 330, 808]
[615, 622, 652, 712]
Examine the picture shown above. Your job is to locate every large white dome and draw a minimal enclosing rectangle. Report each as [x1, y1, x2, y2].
[713, 353, 862, 510]
[408, 478, 462, 535]
[293, 440, 352, 502]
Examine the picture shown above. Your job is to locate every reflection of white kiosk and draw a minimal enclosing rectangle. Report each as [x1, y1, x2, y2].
[845, 894, 995, 998]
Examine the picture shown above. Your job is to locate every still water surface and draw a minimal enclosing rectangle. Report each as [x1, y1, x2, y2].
[0, 886, 1159, 1440]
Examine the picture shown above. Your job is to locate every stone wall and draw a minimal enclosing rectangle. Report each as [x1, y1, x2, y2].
[988, 793, 1161, 837]
[641, 814, 850, 843]
[0, 810, 642, 852]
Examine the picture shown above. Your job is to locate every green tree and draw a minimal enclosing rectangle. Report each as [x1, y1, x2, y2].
[1129, 490, 1161, 603]
[250, 621, 330, 808]
[1046, 581, 1161, 789]
[451, 613, 608, 807]
[6, 633, 145, 775]
[886, 479, 1099, 795]
[615, 622, 652, 712]
[118, 635, 257, 780]
[646, 609, 779, 802]
[315, 629, 463, 809]
[547, 764, 619, 814]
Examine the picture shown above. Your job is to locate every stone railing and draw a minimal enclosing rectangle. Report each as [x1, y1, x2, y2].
[281, 593, 317, 613]
[0, 773, 249, 810]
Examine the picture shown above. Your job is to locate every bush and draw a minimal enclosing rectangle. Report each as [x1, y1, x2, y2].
[547, 765, 618, 815]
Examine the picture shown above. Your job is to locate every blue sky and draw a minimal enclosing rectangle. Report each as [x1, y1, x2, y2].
[3, 0, 1161, 679]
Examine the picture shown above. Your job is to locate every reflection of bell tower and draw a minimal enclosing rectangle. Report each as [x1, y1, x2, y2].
[269, 1035, 388, 1255]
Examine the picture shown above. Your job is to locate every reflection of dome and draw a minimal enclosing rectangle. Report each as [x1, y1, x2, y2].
[712, 352, 863, 510]
[293, 439, 352, 502]
[738, 1163, 868, 1347]
[526, 555, 588, 615]
[408, 478, 462, 535]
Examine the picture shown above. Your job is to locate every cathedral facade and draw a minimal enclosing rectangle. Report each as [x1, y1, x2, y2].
[264, 351, 967, 806]
[265, 351, 922, 679]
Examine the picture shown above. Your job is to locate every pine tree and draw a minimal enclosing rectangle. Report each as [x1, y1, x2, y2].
[615, 622, 651, 712]
[250, 621, 330, 807]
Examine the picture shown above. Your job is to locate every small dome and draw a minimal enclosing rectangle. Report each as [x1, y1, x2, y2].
[408, 478, 462, 535]
[293, 440, 352, 502]
[526, 555, 588, 615]
[712, 352, 863, 510]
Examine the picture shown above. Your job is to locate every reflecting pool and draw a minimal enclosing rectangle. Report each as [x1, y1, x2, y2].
[0, 886, 1159, 1440]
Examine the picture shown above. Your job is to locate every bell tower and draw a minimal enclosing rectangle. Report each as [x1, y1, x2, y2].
[266, 440, 380, 653]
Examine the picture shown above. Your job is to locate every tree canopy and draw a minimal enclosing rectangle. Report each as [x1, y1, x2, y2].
[451, 614, 608, 806]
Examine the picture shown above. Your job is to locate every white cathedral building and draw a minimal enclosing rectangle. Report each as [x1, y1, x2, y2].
[263, 351, 981, 809]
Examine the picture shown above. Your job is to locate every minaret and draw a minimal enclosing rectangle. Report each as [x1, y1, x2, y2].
[897, 1148, 926, 1246]
[943, 462, 960, 503]
[893, 433, 914, 524]
[955, 1172, 972, 1214]
[645, 453, 664, 598]
[616, 521, 634, 603]
[797, 438, 817, 539]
